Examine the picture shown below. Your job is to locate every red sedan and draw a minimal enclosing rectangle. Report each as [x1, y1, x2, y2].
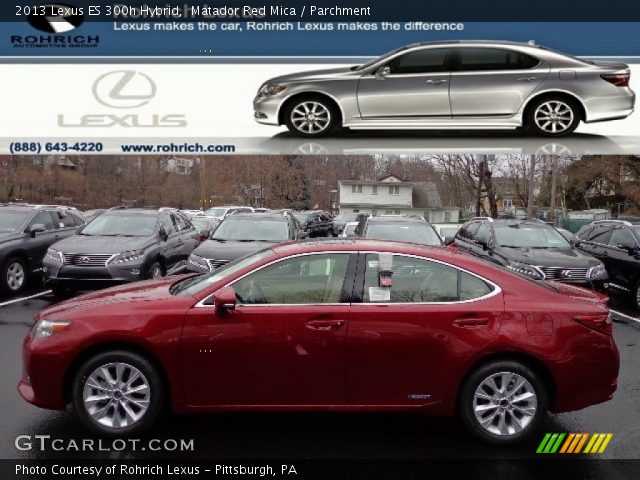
[19, 240, 619, 444]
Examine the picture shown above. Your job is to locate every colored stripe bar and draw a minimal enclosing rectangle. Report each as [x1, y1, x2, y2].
[537, 433, 552, 453]
[550, 433, 566, 453]
[543, 433, 560, 453]
[598, 434, 613, 453]
[559, 433, 575, 453]
[574, 433, 589, 453]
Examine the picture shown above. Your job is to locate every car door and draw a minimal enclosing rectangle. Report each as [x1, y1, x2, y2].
[606, 227, 640, 290]
[24, 210, 60, 273]
[181, 252, 355, 406]
[578, 225, 613, 265]
[449, 47, 550, 117]
[357, 47, 453, 119]
[159, 213, 183, 272]
[172, 211, 198, 266]
[347, 253, 503, 406]
[52, 210, 82, 240]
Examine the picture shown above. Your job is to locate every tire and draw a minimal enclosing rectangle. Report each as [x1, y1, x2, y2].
[50, 285, 76, 300]
[146, 261, 164, 280]
[525, 96, 580, 137]
[1, 256, 28, 294]
[71, 350, 164, 437]
[459, 360, 548, 445]
[632, 279, 640, 311]
[284, 95, 339, 138]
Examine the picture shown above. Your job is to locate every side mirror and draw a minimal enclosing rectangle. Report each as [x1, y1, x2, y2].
[159, 227, 169, 241]
[376, 66, 391, 80]
[444, 236, 456, 246]
[619, 244, 638, 256]
[28, 224, 46, 237]
[213, 286, 236, 314]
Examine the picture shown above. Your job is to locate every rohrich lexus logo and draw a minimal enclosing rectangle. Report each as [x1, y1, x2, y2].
[27, 3, 84, 33]
[57, 70, 188, 128]
[92, 71, 157, 109]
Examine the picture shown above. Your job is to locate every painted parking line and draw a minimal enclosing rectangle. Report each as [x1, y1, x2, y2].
[0, 290, 51, 307]
[610, 309, 640, 325]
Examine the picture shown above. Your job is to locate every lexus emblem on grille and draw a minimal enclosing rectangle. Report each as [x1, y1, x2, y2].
[80, 256, 90, 264]
[561, 270, 572, 278]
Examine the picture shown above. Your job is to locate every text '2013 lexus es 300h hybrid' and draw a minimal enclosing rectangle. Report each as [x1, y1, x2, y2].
[19, 240, 619, 445]
[254, 40, 635, 138]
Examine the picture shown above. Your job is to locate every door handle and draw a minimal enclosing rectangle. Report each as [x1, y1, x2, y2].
[517, 76, 537, 82]
[305, 320, 345, 331]
[426, 79, 447, 85]
[453, 317, 490, 328]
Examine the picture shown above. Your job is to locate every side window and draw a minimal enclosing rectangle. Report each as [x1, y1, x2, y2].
[457, 48, 539, 71]
[55, 211, 77, 228]
[587, 225, 613, 244]
[608, 228, 637, 249]
[173, 212, 190, 232]
[475, 223, 492, 245]
[576, 226, 594, 240]
[363, 254, 494, 303]
[161, 214, 176, 236]
[233, 254, 351, 305]
[387, 48, 452, 75]
[28, 211, 56, 230]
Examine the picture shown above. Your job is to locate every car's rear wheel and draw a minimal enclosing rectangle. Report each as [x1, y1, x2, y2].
[1, 257, 27, 294]
[459, 360, 547, 445]
[526, 96, 580, 137]
[72, 351, 164, 436]
[284, 95, 339, 137]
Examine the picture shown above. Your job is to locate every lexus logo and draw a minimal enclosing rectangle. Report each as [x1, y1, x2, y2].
[561, 270, 572, 278]
[79, 256, 90, 264]
[28, 3, 84, 33]
[92, 70, 157, 109]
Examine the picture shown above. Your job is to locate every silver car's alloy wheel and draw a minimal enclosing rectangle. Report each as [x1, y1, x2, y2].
[291, 101, 331, 134]
[534, 101, 574, 134]
[82, 362, 150, 429]
[149, 265, 163, 279]
[472, 371, 538, 436]
[6, 262, 25, 291]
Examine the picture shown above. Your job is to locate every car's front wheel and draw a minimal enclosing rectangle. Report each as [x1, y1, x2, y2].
[632, 279, 640, 311]
[459, 360, 547, 445]
[1, 256, 27, 294]
[72, 351, 164, 436]
[284, 95, 339, 137]
[526, 96, 580, 137]
[146, 261, 164, 280]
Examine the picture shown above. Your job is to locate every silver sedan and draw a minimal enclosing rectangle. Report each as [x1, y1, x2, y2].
[254, 40, 635, 138]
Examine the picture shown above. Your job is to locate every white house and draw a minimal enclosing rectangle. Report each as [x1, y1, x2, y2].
[338, 175, 460, 223]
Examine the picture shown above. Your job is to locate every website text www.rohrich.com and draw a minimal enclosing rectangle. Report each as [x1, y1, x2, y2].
[121, 142, 236, 153]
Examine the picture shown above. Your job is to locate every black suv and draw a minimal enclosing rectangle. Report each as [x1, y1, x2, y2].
[452, 217, 607, 286]
[293, 211, 334, 237]
[43, 207, 198, 297]
[574, 220, 640, 309]
[361, 215, 443, 245]
[0, 204, 85, 294]
[187, 212, 303, 273]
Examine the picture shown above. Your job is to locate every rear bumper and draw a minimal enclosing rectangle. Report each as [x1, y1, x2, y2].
[585, 89, 635, 122]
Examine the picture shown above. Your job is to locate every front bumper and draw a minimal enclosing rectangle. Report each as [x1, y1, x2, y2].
[43, 258, 146, 289]
[253, 95, 284, 126]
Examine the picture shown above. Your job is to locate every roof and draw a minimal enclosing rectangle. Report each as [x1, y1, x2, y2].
[226, 212, 287, 220]
[367, 215, 426, 223]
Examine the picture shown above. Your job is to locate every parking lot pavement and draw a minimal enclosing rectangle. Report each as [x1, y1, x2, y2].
[0, 289, 638, 460]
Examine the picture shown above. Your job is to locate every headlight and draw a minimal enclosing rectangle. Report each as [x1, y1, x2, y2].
[32, 319, 70, 339]
[108, 249, 144, 265]
[45, 248, 63, 264]
[188, 254, 211, 272]
[257, 83, 288, 97]
[588, 264, 608, 281]
[505, 261, 545, 280]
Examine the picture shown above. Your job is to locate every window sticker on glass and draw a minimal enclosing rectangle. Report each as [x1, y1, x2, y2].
[369, 287, 391, 302]
[368, 260, 379, 268]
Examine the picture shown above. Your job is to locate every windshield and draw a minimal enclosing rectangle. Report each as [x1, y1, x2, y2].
[344, 224, 358, 236]
[0, 210, 30, 232]
[212, 218, 288, 242]
[293, 212, 310, 223]
[354, 45, 410, 71]
[192, 218, 212, 230]
[494, 224, 571, 248]
[334, 213, 359, 222]
[204, 208, 227, 218]
[365, 222, 442, 245]
[81, 213, 158, 237]
[171, 249, 274, 296]
[439, 227, 460, 238]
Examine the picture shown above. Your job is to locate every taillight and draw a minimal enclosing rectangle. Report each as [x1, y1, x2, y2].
[601, 73, 630, 87]
[574, 313, 612, 335]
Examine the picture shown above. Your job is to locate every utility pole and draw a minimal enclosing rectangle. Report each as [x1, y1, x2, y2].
[549, 156, 558, 224]
[200, 157, 206, 210]
[475, 157, 485, 217]
[527, 155, 536, 218]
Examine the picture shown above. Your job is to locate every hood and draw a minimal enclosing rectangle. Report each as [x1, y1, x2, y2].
[193, 239, 276, 261]
[497, 246, 600, 268]
[0, 231, 20, 242]
[52, 234, 154, 254]
[265, 66, 356, 84]
[39, 276, 184, 317]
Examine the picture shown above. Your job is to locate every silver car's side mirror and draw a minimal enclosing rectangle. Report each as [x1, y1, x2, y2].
[376, 66, 391, 80]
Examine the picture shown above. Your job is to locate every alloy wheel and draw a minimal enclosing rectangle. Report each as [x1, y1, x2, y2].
[534, 101, 574, 134]
[290, 101, 331, 134]
[6, 262, 25, 292]
[150, 265, 163, 279]
[472, 371, 538, 436]
[82, 362, 150, 429]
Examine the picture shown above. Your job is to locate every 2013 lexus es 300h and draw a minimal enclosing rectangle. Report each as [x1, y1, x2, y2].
[19, 240, 619, 444]
[254, 40, 635, 137]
